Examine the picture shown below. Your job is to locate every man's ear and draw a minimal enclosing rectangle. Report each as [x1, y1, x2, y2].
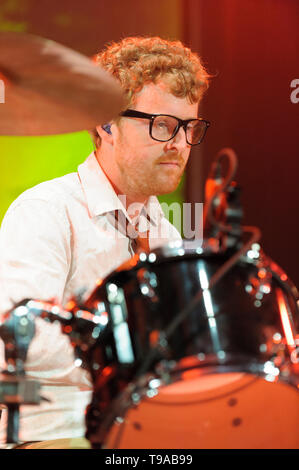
[96, 123, 113, 142]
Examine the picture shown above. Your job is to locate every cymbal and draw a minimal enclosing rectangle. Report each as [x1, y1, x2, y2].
[0, 31, 125, 136]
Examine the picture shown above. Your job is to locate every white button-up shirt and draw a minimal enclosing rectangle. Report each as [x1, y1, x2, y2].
[0, 152, 180, 443]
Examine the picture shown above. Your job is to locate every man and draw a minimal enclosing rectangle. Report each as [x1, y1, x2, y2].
[0, 36, 210, 444]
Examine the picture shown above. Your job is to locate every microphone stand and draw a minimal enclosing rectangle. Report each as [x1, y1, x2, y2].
[203, 147, 243, 251]
[0, 303, 41, 444]
[0, 298, 104, 444]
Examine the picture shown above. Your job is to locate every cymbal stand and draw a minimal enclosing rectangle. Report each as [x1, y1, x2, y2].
[0, 298, 102, 443]
[0, 303, 41, 444]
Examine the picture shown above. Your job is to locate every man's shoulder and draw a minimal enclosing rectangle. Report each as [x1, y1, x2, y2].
[9, 171, 81, 210]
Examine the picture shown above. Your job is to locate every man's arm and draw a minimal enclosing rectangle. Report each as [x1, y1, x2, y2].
[0, 197, 71, 313]
[0, 198, 84, 381]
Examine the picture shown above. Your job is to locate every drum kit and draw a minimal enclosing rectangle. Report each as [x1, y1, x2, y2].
[0, 32, 298, 450]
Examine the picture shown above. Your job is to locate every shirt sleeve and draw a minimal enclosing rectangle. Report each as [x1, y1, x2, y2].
[0, 198, 71, 313]
[0, 198, 87, 384]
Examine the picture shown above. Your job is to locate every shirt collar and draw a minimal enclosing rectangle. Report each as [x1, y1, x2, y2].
[144, 195, 165, 226]
[78, 152, 165, 225]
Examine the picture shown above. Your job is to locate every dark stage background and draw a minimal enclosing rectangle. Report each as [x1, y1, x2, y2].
[185, 0, 299, 288]
[0, 0, 298, 286]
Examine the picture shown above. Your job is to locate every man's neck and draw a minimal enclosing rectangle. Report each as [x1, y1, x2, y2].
[95, 150, 148, 217]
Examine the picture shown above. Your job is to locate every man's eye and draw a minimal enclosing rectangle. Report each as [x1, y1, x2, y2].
[157, 121, 168, 128]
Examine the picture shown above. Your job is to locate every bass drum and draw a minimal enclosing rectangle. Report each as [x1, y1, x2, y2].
[83, 241, 299, 449]
[104, 373, 299, 449]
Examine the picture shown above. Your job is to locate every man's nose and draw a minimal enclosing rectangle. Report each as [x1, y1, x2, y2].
[166, 126, 189, 150]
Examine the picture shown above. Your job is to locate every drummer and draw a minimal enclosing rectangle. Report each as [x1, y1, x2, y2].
[0, 36, 210, 444]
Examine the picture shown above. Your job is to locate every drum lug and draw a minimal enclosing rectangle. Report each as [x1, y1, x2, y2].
[105, 283, 135, 364]
[137, 269, 159, 302]
[245, 266, 272, 307]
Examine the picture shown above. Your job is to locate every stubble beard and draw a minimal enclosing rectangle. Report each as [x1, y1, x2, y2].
[115, 130, 186, 198]
[117, 152, 185, 198]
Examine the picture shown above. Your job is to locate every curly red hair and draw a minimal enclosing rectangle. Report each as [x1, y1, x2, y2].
[97, 36, 210, 106]
[91, 36, 210, 146]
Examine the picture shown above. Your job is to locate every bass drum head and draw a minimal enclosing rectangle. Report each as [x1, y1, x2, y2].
[103, 373, 299, 449]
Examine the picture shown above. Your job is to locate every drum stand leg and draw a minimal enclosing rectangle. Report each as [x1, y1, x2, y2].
[6, 404, 20, 444]
[0, 375, 42, 444]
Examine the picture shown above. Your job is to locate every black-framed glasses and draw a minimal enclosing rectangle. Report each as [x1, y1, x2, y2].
[120, 109, 210, 146]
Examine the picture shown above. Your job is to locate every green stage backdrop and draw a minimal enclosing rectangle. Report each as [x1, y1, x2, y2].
[0, 0, 184, 233]
[0, 133, 184, 231]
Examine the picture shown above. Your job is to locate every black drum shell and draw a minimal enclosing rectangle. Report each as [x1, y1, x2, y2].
[83, 249, 299, 447]
[85, 251, 298, 373]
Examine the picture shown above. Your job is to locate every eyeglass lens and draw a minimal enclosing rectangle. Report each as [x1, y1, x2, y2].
[151, 115, 206, 145]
